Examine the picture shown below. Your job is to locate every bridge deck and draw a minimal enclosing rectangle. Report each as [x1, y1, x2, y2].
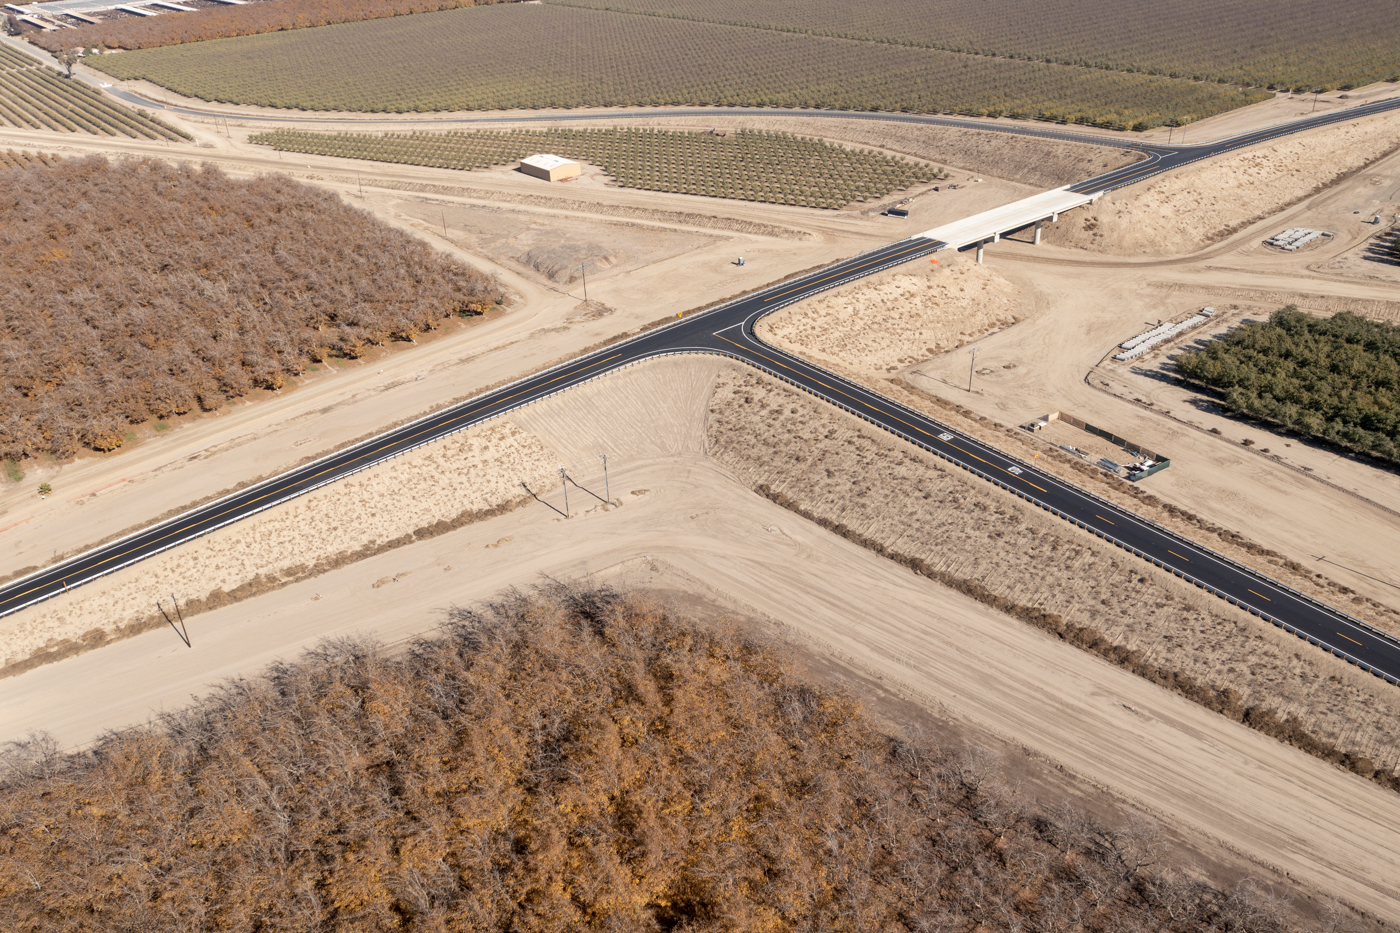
[918, 186, 1100, 250]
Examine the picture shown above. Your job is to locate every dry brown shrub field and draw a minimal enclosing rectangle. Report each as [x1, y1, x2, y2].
[557, 0, 1400, 93]
[704, 369, 1400, 789]
[90, 4, 1268, 128]
[0, 44, 186, 140]
[31, 0, 508, 53]
[0, 156, 500, 461]
[0, 586, 1309, 932]
[254, 127, 943, 209]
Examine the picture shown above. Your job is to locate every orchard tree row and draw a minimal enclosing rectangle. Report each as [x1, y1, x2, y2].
[1176, 307, 1400, 462]
[92, 4, 1268, 130]
[0, 156, 499, 460]
[253, 127, 946, 209]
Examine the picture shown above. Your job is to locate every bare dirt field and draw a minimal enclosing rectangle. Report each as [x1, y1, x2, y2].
[1317, 224, 1400, 285]
[391, 191, 722, 288]
[1041, 109, 1400, 256]
[1, 357, 1397, 925]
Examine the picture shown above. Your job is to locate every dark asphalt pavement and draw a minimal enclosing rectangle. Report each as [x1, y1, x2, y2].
[4, 96, 1400, 687]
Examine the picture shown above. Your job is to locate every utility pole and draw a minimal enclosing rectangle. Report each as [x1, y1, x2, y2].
[358, 173, 363, 198]
[1311, 88, 1321, 113]
[967, 347, 979, 392]
[580, 261, 589, 302]
[158, 594, 191, 647]
[599, 453, 609, 502]
[559, 467, 569, 517]
[441, 209, 447, 238]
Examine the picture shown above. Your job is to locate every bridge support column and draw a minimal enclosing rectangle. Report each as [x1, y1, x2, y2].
[1033, 219, 1043, 245]
[976, 240, 985, 264]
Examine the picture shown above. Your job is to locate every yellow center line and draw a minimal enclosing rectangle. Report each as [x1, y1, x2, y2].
[1336, 631, 1363, 647]
[764, 242, 932, 302]
[716, 335, 1047, 493]
[2, 353, 624, 606]
[1096, 515, 1115, 525]
[1167, 549, 1190, 561]
[1247, 588, 1271, 602]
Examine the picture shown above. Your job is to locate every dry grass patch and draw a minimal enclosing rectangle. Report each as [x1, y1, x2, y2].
[0, 421, 557, 673]
[761, 257, 1020, 373]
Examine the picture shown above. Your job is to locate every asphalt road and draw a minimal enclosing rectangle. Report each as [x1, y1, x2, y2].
[3, 97, 1400, 686]
[95, 79, 1162, 149]
[1069, 96, 1400, 195]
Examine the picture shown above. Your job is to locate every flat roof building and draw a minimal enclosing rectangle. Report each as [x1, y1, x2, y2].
[519, 154, 581, 182]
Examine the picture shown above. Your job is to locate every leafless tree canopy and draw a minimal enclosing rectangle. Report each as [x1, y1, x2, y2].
[0, 156, 500, 459]
[32, 0, 511, 53]
[0, 587, 1299, 931]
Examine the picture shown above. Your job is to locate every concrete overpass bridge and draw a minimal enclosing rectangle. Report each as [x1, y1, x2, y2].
[918, 185, 1104, 262]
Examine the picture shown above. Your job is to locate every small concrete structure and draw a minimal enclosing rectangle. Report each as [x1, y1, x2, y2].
[1024, 410, 1170, 481]
[520, 154, 581, 183]
[918, 186, 1103, 263]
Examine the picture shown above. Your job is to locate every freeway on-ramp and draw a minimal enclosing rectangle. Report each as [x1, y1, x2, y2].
[3, 96, 1400, 686]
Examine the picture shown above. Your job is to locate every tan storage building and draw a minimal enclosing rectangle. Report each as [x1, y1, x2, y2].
[520, 153, 582, 182]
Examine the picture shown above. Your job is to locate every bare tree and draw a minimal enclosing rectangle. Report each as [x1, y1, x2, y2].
[1, 157, 501, 461]
[54, 46, 81, 78]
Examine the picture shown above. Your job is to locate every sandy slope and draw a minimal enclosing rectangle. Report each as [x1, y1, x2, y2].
[762, 257, 1020, 373]
[1042, 109, 1400, 255]
[0, 421, 557, 670]
[1, 357, 1397, 923]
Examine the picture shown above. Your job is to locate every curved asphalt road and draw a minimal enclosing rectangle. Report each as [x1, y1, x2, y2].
[103, 86, 1161, 150]
[3, 98, 1400, 687]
